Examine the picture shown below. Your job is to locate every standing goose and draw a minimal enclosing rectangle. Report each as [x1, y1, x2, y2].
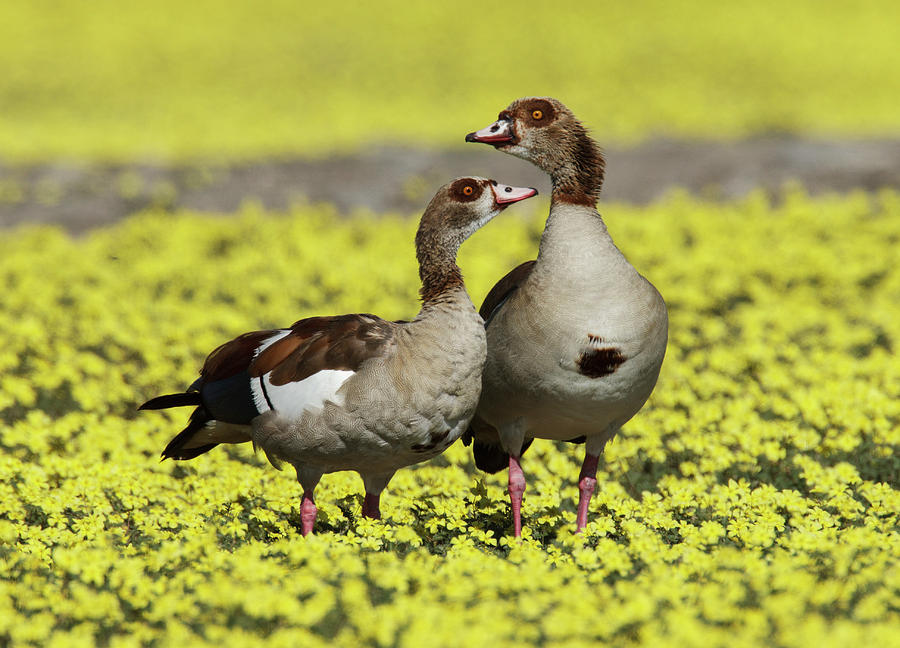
[464, 97, 668, 536]
[140, 177, 537, 535]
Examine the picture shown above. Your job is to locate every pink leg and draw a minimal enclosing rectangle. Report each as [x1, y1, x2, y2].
[362, 493, 381, 519]
[576, 453, 600, 532]
[508, 454, 526, 538]
[300, 491, 317, 536]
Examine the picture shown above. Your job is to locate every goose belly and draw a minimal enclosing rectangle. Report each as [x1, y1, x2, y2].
[252, 336, 486, 474]
[479, 290, 667, 440]
[253, 384, 477, 475]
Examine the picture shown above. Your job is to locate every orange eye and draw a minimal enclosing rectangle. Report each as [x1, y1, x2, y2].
[532, 109, 543, 120]
[463, 185, 474, 196]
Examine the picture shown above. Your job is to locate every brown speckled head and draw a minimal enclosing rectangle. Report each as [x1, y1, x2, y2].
[418, 177, 536, 250]
[466, 97, 605, 207]
[415, 177, 537, 302]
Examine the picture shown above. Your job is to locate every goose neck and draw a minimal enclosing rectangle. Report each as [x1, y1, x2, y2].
[415, 229, 465, 305]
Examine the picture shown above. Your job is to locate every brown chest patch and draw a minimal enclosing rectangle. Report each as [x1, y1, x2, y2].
[578, 347, 626, 378]
[411, 429, 450, 453]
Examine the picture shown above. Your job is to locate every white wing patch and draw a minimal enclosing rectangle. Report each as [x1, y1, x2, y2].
[249, 330, 290, 413]
[258, 370, 353, 416]
[249, 330, 353, 417]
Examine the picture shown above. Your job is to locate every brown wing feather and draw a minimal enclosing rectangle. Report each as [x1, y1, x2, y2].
[201, 330, 281, 382]
[251, 333, 308, 377]
[269, 334, 330, 385]
[250, 314, 395, 386]
[479, 260, 536, 324]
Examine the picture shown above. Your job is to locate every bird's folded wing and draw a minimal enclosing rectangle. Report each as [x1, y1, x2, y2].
[250, 314, 396, 386]
[479, 260, 535, 326]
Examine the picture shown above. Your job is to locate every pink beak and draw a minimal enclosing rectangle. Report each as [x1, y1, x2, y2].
[466, 118, 515, 144]
[491, 182, 538, 206]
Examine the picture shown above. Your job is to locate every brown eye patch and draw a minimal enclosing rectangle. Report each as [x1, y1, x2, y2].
[523, 99, 555, 126]
[449, 178, 483, 202]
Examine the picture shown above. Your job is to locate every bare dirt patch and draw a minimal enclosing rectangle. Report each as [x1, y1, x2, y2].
[2, 137, 899, 233]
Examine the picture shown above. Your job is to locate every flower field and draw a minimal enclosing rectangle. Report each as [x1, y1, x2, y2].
[1, 190, 898, 646]
[2, 0, 900, 160]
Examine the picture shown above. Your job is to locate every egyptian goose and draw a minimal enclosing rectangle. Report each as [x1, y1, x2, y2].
[464, 98, 668, 536]
[140, 177, 537, 535]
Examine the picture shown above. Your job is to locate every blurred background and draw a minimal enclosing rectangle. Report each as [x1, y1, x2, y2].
[1, 0, 899, 230]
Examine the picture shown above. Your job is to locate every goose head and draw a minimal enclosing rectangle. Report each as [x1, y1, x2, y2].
[465, 97, 605, 206]
[415, 177, 537, 301]
[417, 176, 538, 250]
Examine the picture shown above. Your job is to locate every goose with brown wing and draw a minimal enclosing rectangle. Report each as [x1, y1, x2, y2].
[141, 177, 537, 535]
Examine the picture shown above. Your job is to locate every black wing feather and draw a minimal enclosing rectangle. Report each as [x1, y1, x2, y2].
[160, 408, 218, 460]
[139, 392, 202, 410]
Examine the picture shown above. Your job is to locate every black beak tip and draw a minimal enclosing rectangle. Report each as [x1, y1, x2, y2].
[465, 132, 479, 143]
